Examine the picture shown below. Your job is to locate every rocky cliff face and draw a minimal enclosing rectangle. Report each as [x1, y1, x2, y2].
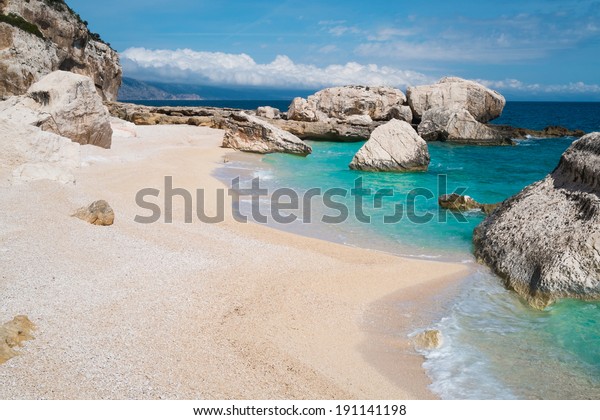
[0, 0, 121, 100]
[473, 132, 600, 308]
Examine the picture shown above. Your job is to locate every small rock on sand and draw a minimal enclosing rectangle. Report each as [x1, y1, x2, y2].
[72, 200, 115, 226]
[0, 316, 36, 365]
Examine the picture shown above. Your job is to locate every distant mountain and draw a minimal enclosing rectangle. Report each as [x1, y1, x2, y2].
[118, 78, 202, 100]
[118, 77, 316, 101]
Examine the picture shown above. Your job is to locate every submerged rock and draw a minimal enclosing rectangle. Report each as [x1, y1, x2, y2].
[72, 200, 115, 226]
[439, 194, 482, 212]
[349, 119, 430, 172]
[413, 329, 443, 350]
[220, 112, 312, 155]
[473, 132, 600, 308]
[438, 193, 500, 215]
[0, 315, 35, 365]
[288, 85, 411, 123]
[488, 124, 586, 140]
[407, 77, 505, 123]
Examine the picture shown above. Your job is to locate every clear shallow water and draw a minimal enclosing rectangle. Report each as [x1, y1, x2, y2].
[221, 135, 577, 261]
[215, 101, 600, 399]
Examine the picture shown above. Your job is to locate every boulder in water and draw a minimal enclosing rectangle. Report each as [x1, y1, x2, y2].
[407, 77, 505, 123]
[474, 132, 600, 308]
[349, 119, 430, 172]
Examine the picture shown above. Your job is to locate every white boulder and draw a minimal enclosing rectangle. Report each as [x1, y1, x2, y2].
[349, 119, 430, 172]
[288, 86, 410, 123]
[407, 77, 505, 123]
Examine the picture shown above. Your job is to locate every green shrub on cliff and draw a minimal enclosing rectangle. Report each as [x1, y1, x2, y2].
[0, 13, 45, 39]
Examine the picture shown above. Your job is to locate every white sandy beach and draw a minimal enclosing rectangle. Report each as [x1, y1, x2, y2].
[0, 121, 469, 399]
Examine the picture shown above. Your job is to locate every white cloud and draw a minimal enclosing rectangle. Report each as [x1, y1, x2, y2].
[356, 38, 546, 63]
[119, 48, 600, 97]
[354, 7, 600, 65]
[366, 28, 416, 42]
[479, 78, 600, 94]
[317, 44, 338, 54]
[328, 25, 361, 37]
[120, 47, 433, 89]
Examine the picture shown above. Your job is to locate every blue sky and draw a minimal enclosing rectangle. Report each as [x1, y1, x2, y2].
[69, 0, 600, 100]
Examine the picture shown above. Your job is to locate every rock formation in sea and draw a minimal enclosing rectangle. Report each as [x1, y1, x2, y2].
[473, 132, 600, 308]
[219, 112, 312, 156]
[419, 107, 514, 145]
[349, 119, 430, 172]
[0, 0, 121, 100]
[407, 77, 506, 123]
[106, 101, 586, 147]
[438, 193, 499, 215]
[0, 70, 113, 148]
[288, 86, 412, 124]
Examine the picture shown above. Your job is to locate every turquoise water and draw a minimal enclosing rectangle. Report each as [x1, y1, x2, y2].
[253, 137, 576, 259]
[215, 101, 600, 399]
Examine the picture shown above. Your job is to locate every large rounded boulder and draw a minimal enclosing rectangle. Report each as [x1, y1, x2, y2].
[418, 106, 511, 145]
[407, 77, 505, 123]
[288, 86, 411, 123]
[349, 119, 430, 172]
[473, 132, 600, 308]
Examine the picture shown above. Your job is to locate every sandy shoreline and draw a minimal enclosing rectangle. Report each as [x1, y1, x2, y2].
[0, 122, 469, 399]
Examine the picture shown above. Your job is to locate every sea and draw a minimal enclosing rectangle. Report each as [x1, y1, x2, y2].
[132, 99, 600, 399]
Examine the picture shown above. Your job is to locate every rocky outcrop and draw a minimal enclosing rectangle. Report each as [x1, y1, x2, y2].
[0, 71, 113, 148]
[439, 193, 499, 215]
[473, 132, 600, 308]
[349, 119, 430, 172]
[269, 118, 377, 141]
[407, 77, 505, 123]
[288, 86, 411, 123]
[106, 101, 586, 147]
[72, 200, 115, 226]
[419, 107, 514, 145]
[256, 106, 281, 119]
[488, 124, 586, 140]
[220, 112, 312, 156]
[288, 97, 318, 122]
[0, 315, 35, 365]
[0, 0, 121, 100]
[106, 102, 232, 127]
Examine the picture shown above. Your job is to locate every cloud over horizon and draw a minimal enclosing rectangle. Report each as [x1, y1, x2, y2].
[120, 47, 434, 90]
[120, 47, 600, 99]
